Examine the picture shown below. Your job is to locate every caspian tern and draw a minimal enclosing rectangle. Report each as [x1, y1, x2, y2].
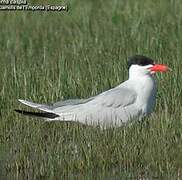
[15, 55, 169, 127]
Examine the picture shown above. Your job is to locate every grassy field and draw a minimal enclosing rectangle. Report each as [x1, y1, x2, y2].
[0, 0, 182, 179]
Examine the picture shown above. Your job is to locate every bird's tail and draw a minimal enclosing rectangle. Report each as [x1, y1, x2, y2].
[16, 99, 76, 121]
[17, 99, 54, 113]
[15, 99, 60, 120]
[14, 109, 59, 119]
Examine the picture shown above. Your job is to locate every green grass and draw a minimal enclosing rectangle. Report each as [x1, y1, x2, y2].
[0, 0, 182, 179]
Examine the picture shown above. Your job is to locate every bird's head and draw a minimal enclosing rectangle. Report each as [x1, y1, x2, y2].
[128, 55, 169, 78]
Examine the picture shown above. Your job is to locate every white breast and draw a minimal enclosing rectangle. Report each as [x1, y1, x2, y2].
[133, 75, 157, 115]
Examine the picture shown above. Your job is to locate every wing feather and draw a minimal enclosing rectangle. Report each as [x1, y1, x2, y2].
[97, 87, 137, 108]
[53, 97, 94, 108]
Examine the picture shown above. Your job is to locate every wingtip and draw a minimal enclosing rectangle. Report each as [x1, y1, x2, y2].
[14, 109, 60, 119]
[18, 99, 32, 105]
[14, 109, 23, 113]
[18, 99, 25, 103]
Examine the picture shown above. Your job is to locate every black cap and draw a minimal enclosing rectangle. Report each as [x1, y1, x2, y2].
[128, 55, 155, 69]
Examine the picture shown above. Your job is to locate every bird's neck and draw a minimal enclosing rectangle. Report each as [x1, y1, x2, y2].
[131, 75, 156, 94]
[129, 75, 157, 114]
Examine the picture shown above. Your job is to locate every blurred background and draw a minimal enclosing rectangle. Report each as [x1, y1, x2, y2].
[0, 0, 181, 179]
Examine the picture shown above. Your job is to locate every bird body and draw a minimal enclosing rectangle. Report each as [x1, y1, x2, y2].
[15, 55, 169, 127]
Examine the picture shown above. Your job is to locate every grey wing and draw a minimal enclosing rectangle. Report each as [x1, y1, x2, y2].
[53, 87, 137, 112]
[97, 87, 137, 108]
[17, 97, 94, 113]
[51, 86, 137, 123]
[53, 97, 94, 108]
